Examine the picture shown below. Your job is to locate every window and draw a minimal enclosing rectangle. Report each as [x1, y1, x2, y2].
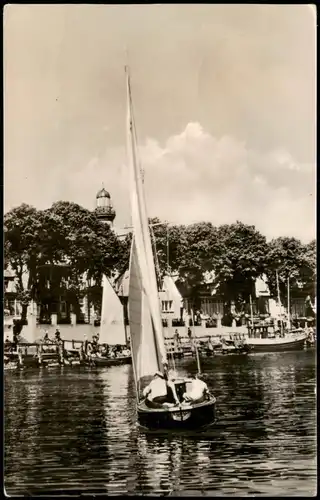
[162, 300, 173, 312]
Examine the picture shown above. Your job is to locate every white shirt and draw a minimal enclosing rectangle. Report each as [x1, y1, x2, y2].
[185, 378, 208, 400]
[143, 377, 167, 400]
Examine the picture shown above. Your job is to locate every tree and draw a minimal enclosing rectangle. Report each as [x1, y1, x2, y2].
[301, 239, 316, 299]
[148, 217, 186, 277]
[214, 222, 268, 309]
[42, 201, 123, 317]
[266, 237, 305, 301]
[176, 222, 219, 306]
[46, 201, 122, 281]
[266, 237, 316, 305]
[4, 201, 124, 321]
[4, 204, 44, 320]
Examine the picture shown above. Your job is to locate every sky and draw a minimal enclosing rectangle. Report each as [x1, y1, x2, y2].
[4, 4, 316, 242]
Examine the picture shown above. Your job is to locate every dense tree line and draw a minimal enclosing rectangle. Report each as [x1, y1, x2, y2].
[4, 202, 124, 319]
[150, 217, 316, 314]
[4, 203, 316, 320]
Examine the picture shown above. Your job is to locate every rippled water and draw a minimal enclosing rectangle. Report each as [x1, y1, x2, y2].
[5, 349, 316, 496]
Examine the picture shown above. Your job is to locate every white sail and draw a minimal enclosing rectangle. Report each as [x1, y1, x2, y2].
[129, 238, 162, 386]
[100, 274, 126, 345]
[20, 301, 37, 343]
[125, 66, 167, 390]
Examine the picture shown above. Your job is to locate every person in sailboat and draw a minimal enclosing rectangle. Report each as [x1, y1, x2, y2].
[143, 371, 180, 408]
[91, 335, 101, 357]
[182, 374, 210, 404]
[122, 346, 130, 357]
[100, 343, 109, 358]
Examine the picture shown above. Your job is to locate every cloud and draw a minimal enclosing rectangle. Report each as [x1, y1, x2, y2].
[6, 122, 314, 243]
[138, 123, 315, 242]
[4, 5, 315, 246]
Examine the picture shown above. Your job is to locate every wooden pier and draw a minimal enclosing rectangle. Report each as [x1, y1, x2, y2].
[4, 331, 254, 372]
[4, 339, 85, 370]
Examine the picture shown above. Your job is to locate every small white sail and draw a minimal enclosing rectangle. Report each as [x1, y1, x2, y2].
[20, 301, 37, 343]
[100, 274, 126, 345]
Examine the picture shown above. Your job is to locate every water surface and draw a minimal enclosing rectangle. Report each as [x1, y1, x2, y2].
[5, 349, 316, 496]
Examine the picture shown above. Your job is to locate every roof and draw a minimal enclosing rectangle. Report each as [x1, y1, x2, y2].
[96, 187, 110, 199]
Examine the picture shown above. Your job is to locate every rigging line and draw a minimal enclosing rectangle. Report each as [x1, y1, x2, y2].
[166, 223, 170, 274]
[127, 74, 144, 183]
[127, 70, 151, 273]
[191, 308, 202, 375]
[170, 347, 176, 371]
[126, 71, 150, 287]
[150, 224, 162, 291]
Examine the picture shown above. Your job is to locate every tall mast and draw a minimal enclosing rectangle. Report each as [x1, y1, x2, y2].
[276, 270, 283, 336]
[191, 308, 202, 375]
[166, 224, 170, 274]
[287, 275, 291, 331]
[249, 294, 254, 337]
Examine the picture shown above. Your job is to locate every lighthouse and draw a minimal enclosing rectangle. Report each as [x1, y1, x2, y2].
[94, 186, 116, 227]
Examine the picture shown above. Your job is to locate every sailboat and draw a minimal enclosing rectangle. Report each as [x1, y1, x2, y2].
[125, 66, 216, 430]
[245, 272, 308, 352]
[91, 274, 131, 366]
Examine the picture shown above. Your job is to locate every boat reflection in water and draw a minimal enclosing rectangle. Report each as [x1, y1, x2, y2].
[4, 349, 316, 496]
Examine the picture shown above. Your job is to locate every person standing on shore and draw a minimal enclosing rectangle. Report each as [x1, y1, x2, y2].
[174, 329, 181, 345]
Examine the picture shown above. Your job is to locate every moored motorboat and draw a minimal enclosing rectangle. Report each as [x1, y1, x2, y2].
[245, 331, 307, 352]
[245, 275, 309, 353]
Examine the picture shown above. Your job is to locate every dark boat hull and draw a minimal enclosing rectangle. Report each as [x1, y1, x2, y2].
[89, 356, 132, 367]
[246, 336, 307, 353]
[137, 397, 216, 430]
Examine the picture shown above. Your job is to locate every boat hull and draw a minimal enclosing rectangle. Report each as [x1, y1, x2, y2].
[245, 334, 307, 352]
[89, 355, 132, 367]
[137, 397, 216, 430]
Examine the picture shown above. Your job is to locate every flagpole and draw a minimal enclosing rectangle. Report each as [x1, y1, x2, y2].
[191, 308, 201, 375]
[249, 295, 254, 337]
[287, 275, 291, 331]
[276, 270, 283, 336]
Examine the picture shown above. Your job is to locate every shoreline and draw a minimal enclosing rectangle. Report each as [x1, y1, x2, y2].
[7, 323, 249, 343]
